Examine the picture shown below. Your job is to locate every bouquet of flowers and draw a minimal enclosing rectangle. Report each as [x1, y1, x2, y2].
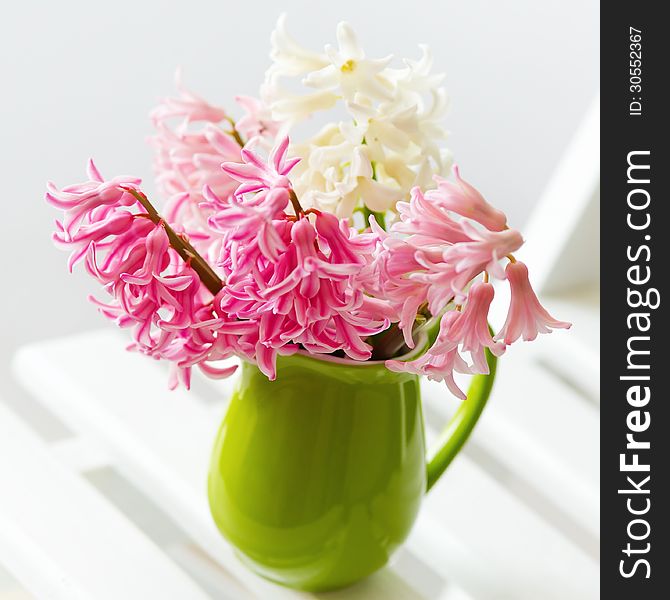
[47, 17, 569, 396]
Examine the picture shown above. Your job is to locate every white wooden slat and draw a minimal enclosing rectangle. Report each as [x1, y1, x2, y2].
[165, 543, 256, 600]
[170, 539, 449, 600]
[415, 456, 599, 600]
[418, 385, 599, 598]
[0, 564, 31, 600]
[12, 329, 599, 599]
[422, 344, 599, 546]
[0, 401, 210, 600]
[12, 331, 434, 600]
[533, 292, 600, 404]
[436, 587, 477, 600]
[51, 436, 111, 473]
[487, 279, 599, 405]
[0, 586, 32, 600]
[9, 367, 279, 599]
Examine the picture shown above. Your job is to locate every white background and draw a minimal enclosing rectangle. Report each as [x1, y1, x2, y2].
[1, 0, 598, 394]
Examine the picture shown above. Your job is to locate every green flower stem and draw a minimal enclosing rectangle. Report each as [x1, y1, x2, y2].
[425, 345, 497, 492]
[289, 189, 306, 217]
[225, 116, 246, 148]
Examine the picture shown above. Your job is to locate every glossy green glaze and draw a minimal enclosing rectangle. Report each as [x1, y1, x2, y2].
[208, 351, 495, 592]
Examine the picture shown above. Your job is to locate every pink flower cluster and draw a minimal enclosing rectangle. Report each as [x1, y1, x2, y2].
[209, 138, 391, 377]
[48, 139, 570, 397]
[47, 161, 251, 389]
[358, 166, 570, 397]
[149, 73, 279, 262]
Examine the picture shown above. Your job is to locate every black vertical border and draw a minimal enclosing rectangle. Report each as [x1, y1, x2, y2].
[601, 4, 668, 597]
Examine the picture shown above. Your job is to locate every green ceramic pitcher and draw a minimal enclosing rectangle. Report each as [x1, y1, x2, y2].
[208, 348, 496, 592]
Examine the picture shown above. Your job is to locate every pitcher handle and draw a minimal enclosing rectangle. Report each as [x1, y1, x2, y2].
[425, 346, 497, 492]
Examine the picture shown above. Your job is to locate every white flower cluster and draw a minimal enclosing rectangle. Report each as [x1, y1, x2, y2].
[261, 15, 452, 219]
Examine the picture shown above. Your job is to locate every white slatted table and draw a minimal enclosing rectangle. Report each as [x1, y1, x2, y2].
[3, 327, 599, 599]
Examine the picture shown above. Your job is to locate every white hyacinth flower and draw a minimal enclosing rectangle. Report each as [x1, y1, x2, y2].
[261, 15, 452, 222]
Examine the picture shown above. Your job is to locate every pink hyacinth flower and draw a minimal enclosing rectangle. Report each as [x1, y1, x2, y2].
[46, 160, 142, 237]
[149, 72, 242, 258]
[150, 71, 238, 204]
[261, 218, 359, 307]
[387, 312, 472, 400]
[206, 186, 290, 265]
[215, 205, 389, 376]
[47, 161, 259, 391]
[410, 251, 472, 312]
[441, 223, 523, 281]
[314, 211, 374, 265]
[222, 136, 300, 196]
[496, 261, 572, 344]
[234, 95, 281, 142]
[151, 69, 228, 128]
[360, 219, 430, 348]
[427, 166, 508, 232]
[394, 187, 472, 246]
[53, 211, 136, 271]
[445, 281, 505, 373]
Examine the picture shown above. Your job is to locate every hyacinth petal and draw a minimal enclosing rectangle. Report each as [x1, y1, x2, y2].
[220, 135, 298, 199]
[168, 364, 192, 391]
[87, 159, 104, 183]
[283, 156, 302, 172]
[204, 125, 242, 155]
[270, 136, 290, 172]
[496, 261, 572, 345]
[255, 342, 277, 380]
[198, 362, 239, 379]
[445, 281, 503, 364]
[241, 147, 268, 171]
[442, 225, 523, 284]
[221, 161, 264, 182]
[386, 311, 470, 399]
[234, 95, 281, 142]
[386, 354, 466, 400]
[154, 274, 195, 291]
[263, 271, 301, 299]
[395, 187, 472, 245]
[66, 244, 88, 273]
[399, 297, 422, 349]
[428, 167, 508, 232]
[334, 316, 373, 361]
